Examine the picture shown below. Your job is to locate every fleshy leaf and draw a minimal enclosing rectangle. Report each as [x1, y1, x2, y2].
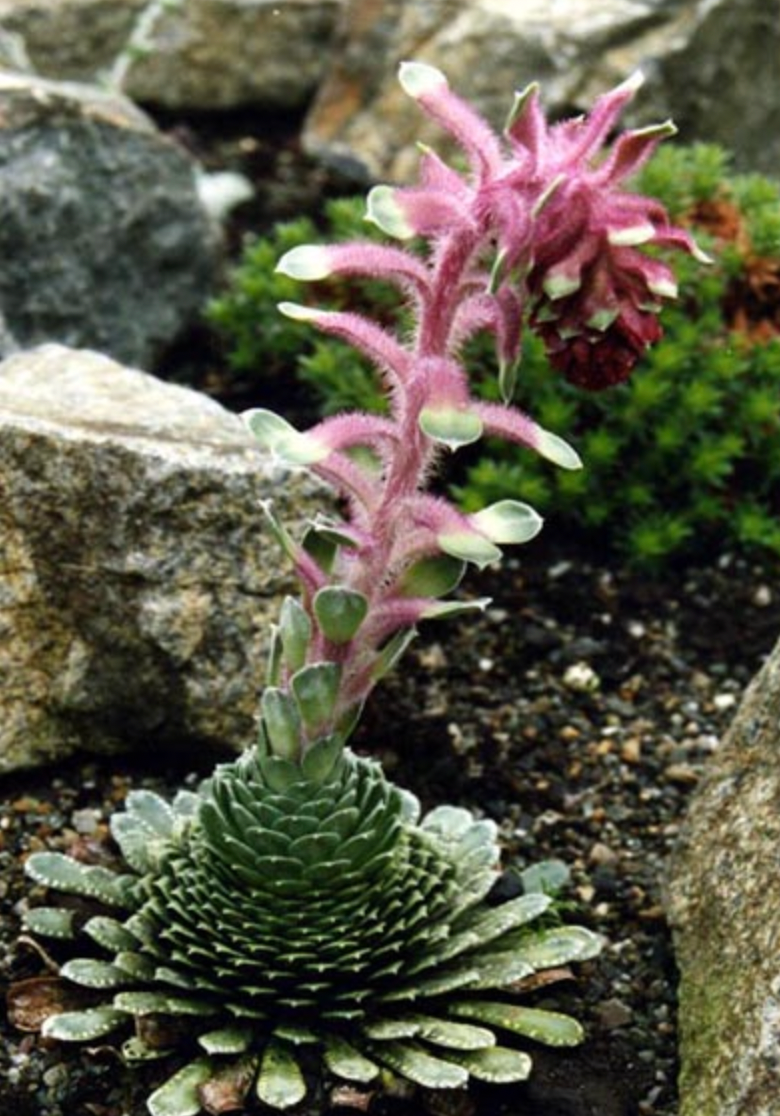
[276, 244, 333, 280]
[24, 852, 132, 908]
[536, 428, 583, 470]
[419, 406, 483, 449]
[313, 586, 369, 644]
[448, 1045, 533, 1082]
[324, 1035, 380, 1083]
[198, 1025, 254, 1055]
[449, 1000, 584, 1046]
[398, 554, 465, 598]
[23, 907, 76, 940]
[370, 1041, 468, 1089]
[256, 1039, 307, 1110]
[371, 628, 417, 682]
[83, 916, 139, 952]
[278, 597, 312, 674]
[291, 662, 341, 731]
[421, 597, 491, 621]
[60, 959, 128, 989]
[438, 529, 502, 569]
[365, 185, 415, 240]
[42, 1009, 127, 1043]
[244, 408, 328, 466]
[301, 734, 343, 783]
[471, 500, 543, 545]
[261, 688, 303, 761]
[147, 1059, 215, 1116]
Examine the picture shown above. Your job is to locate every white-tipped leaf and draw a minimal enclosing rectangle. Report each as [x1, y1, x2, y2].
[366, 185, 414, 240]
[276, 244, 333, 280]
[243, 408, 327, 466]
[419, 405, 483, 450]
[398, 60, 448, 98]
[536, 428, 582, 470]
[471, 500, 543, 545]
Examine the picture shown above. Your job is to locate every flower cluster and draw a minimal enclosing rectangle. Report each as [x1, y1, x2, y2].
[246, 62, 700, 753]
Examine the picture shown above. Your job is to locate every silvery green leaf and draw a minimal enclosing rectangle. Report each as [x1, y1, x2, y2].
[323, 1035, 380, 1083]
[273, 1023, 319, 1045]
[371, 628, 417, 683]
[113, 950, 155, 980]
[398, 554, 465, 598]
[363, 1018, 422, 1040]
[412, 1015, 495, 1051]
[421, 597, 491, 621]
[198, 1024, 253, 1054]
[521, 858, 572, 896]
[419, 406, 483, 450]
[471, 500, 543, 545]
[438, 529, 501, 568]
[257, 755, 302, 793]
[147, 1058, 214, 1116]
[42, 1009, 127, 1042]
[448, 1045, 533, 1082]
[301, 734, 343, 784]
[514, 925, 603, 969]
[256, 1039, 307, 1110]
[365, 185, 414, 239]
[60, 958, 128, 989]
[449, 1000, 584, 1046]
[23, 906, 76, 939]
[466, 951, 536, 989]
[291, 662, 341, 731]
[261, 688, 303, 761]
[113, 991, 172, 1015]
[244, 408, 327, 466]
[110, 813, 156, 873]
[24, 852, 132, 908]
[370, 1040, 468, 1089]
[278, 597, 312, 674]
[313, 587, 369, 644]
[125, 790, 175, 837]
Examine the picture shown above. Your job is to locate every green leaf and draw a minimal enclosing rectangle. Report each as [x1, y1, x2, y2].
[313, 586, 369, 644]
[148, 1059, 215, 1116]
[449, 1001, 584, 1046]
[371, 628, 417, 683]
[324, 1035, 380, 1083]
[24, 852, 132, 908]
[438, 529, 502, 569]
[257, 755, 304, 793]
[23, 906, 76, 939]
[278, 597, 312, 673]
[301, 733, 344, 783]
[291, 662, 341, 731]
[448, 1045, 533, 1083]
[42, 1009, 127, 1042]
[371, 1040, 468, 1089]
[124, 789, 175, 837]
[60, 959, 128, 989]
[521, 858, 572, 896]
[113, 991, 172, 1015]
[365, 185, 414, 240]
[243, 408, 327, 466]
[412, 1015, 495, 1051]
[398, 554, 465, 598]
[198, 1025, 254, 1055]
[471, 500, 543, 545]
[261, 688, 303, 760]
[515, 925, 603, 969]
[419, 406, 483, 450]
[421, 597, 491, 621]
[256, 1039, 307, 1110]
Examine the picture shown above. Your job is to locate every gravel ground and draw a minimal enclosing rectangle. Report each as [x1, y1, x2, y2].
[1, 533, 778, 1116]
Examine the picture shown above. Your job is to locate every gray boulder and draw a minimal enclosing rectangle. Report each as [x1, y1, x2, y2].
[0, 0, 344, 110]
[0, 344, 327, 773]
[303, 0, 780, 181]
[0, 70, 217, 367]
[666, 635, 780, 1116]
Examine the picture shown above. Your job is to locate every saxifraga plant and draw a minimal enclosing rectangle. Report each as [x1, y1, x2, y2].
[19, 63, 697, 1114]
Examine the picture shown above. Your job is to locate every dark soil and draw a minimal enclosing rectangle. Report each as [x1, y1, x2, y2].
[2, 106, 780, 1116]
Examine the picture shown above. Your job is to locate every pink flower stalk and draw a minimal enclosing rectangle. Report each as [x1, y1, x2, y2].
[244, 62, 698, 757]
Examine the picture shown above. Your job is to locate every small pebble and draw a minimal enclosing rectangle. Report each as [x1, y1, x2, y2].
[563, 661, 600, 692]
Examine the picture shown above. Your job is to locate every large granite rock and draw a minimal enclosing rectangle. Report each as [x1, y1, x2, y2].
[0, 0, 343, 110]
[0, 70, 217, 367]
[303, 0, 780, 181]
[666, 636, 780, 1116]
[0, 345, 327, 773]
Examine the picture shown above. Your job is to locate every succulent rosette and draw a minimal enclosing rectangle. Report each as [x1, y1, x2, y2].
[23, 748, 600, 1114]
